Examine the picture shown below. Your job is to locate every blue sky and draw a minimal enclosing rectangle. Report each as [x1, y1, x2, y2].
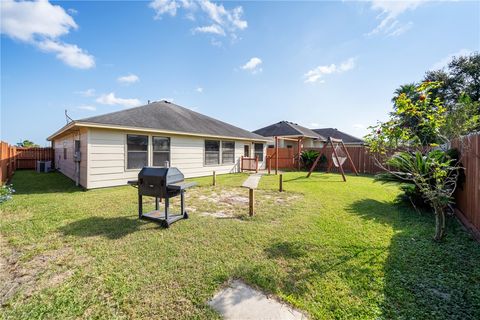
[1, 0, 479, 146]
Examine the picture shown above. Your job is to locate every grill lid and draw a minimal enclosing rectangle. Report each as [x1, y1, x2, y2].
[138, 167, 184, 185]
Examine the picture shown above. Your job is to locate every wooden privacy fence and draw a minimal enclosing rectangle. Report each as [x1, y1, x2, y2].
[16, 147, 54, 169]
[266, 147, 301, 171]
[451, 133, 480, 238]
[0, 142, 17, 185]
[0, 141, 54, 184]
[240, 156, 259, 173]
[267, 145, 385, 174]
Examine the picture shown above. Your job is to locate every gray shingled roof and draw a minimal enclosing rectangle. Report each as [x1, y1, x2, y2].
[312, 128, 364, 144]
[77, 101, 266, 140]
[253, 121, 326, 140]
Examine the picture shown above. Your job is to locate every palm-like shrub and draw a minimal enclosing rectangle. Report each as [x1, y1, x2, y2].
[301, 150, 320, 170]
[375, 150, 461, 241]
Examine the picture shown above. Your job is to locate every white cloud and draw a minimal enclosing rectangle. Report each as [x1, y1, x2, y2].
[241, 57, 263, 74]
[366, 0, 426, 37]
[193, 24, 225, 36]
[117, 74, 140, 84]
[77, 105, 96, 111]
[37, 40, 94, 69]
[75, 88, 96, 97]
[196, 87, 204, 93]
[0, 0, 94, 69]
[149, 0, 247, 42]
[67, 8, 78, 15]
[96, 93, 142, 108]
[149, 0, 179, 18]
[304, 58, 356, 84]
[387, 21, 413, 37]
[431, 48, 472, 70]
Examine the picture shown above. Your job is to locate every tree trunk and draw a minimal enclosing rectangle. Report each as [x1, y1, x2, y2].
[434, 206, 446, 241]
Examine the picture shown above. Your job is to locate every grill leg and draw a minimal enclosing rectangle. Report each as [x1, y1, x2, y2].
[181, 190, 187, 218]
[165, 197, 169, 221]
[138, 194, 143, 219]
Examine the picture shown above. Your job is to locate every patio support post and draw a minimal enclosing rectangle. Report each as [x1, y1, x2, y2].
[213, 171, 216, 186]
[297, 137, 302, 171]
[275, 136, 279, 175]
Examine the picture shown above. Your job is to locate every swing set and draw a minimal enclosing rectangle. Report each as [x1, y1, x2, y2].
[306, 137, 358, 181]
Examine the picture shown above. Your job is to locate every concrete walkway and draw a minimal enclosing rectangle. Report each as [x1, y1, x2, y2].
[208, 280, 307, 320]
[241, 173, 264, 189]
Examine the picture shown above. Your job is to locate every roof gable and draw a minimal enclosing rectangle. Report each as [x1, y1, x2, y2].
[253, 121, 325, 140]
[73, 101, 266, 141]
[312, 128, 364, 144]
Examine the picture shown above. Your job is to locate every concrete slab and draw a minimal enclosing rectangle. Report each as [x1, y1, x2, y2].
[241, 173, 263, 189]
[208, 280, 307, 320]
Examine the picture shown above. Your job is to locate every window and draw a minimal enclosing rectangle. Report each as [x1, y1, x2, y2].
[244, 145, 250, 157]
[222, 141, 235, 164]
[153, 136, 170, 166]
[254, 143, 264, 160]
[205, 140, 220, 165]
[127, 134, 148, 169]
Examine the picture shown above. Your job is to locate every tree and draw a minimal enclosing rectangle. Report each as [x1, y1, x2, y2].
[392, 82, 419, 105]
[366, 81, 447, 153]
[366, 82, 461, 241]
[16, 140, 39, 148]
[424, 52, 480, 110]
[375, 150, 460, 241]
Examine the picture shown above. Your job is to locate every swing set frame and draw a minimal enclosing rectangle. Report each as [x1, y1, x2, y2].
[306, 137, 359, 181]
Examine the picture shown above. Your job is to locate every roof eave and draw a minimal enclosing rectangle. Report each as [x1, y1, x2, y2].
[53, 121, 269, 142]
[47, 121, 77, 141]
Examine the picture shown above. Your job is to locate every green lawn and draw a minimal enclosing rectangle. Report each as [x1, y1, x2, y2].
[1, 171, 479, 319]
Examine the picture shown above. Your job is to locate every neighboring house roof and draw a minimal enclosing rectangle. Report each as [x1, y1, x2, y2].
[312, 128, 364, 144]
[253, 121, 326, 140]
[48, 101, 268, 141]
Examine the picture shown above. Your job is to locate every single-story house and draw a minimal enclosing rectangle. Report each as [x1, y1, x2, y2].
[312, 128, 364, 145]
[252, 121, 326, 148]
[47, 101, 268, 189]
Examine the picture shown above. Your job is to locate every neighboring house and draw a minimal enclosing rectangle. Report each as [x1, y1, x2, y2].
[252, 121, 326, 148]
[312, 128, 364, 145]
[47, 101, 268, 189]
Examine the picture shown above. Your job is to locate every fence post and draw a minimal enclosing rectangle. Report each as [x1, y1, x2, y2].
[240, 156, 243, 172]
[255, 156, 258, 173]
[213, 171, 216, 186]
[279, 174, 283, 192]
[249, 188, 255, 216]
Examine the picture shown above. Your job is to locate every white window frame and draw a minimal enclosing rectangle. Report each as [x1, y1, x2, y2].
[221, 141, 235, 164]
[152, 136, 171, 167]
[125, 134, 149, 171]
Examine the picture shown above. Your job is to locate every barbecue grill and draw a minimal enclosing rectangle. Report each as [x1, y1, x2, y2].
[128, 167, 196, 227]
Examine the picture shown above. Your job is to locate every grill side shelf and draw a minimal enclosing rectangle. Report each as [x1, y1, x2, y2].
[167, 182, 197, 190]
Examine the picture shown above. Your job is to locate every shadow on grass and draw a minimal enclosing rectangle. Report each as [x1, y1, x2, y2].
[59, 216, 149, 239]
[11, 170, 84, 195]
[237, 199, 480, 318]
[283, 173, 355, 183]
[347, 199, 480, 319]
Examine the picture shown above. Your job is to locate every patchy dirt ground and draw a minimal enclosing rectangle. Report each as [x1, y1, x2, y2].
[185, 187, 302, 219]
[0, 235, 87, 306]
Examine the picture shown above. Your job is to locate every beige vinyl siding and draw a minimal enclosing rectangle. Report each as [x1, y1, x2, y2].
[52, 128, 88, 187]
[86, 128, 265, 189]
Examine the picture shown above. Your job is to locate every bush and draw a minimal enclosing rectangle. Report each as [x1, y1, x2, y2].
[375, 150, 461, 240]
[0, 184, 15, 204]
[301, 150, 319, 169]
